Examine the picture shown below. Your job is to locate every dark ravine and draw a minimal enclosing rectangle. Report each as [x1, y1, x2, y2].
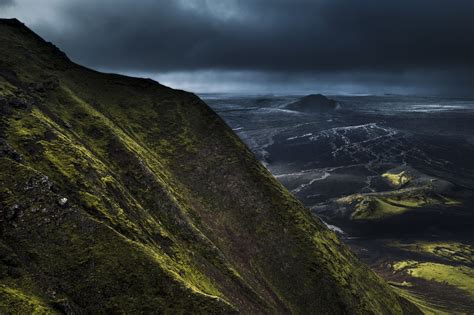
[0, 19, 419, 314]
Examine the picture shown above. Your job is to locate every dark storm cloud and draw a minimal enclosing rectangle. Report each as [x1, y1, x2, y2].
[0, 0, 15, 8]
[3, 0, 474, 94]
[34, 0, 474, 73]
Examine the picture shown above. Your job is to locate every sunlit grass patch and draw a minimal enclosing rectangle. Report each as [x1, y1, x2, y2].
[393, 261, 474, 298]
[382, 171, 412, 187]
[391, 285, 448, 315]
[338, 187, 461, 221]
[390, 241, 473, 265]
[0, 285, 56, 314]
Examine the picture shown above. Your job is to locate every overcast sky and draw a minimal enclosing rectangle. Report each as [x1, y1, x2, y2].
[1, 0, 473, 95]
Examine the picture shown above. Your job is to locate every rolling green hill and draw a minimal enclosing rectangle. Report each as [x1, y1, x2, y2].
[0, 18, 419, 314]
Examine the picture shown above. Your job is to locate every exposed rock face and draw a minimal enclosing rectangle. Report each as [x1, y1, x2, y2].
[0, 19, 419, 314]
[286, 94, 338, 112]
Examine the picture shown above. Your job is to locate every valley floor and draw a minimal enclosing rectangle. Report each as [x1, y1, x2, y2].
[206, 93, 474, 313]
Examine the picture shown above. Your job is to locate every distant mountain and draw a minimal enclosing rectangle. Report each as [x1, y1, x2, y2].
[286, 94, 338, 112]
[0, 19, 418, 314]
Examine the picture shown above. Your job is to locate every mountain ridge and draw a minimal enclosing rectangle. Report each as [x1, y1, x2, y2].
[0, 18, 419, 314]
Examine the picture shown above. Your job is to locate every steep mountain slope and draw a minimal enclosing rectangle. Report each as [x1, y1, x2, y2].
[0, 19, 419, 314]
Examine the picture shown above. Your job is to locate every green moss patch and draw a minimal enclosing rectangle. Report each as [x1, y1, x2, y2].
[382, 171, 412, 187]
[391, 285, 449, 315]
[391, 241, 473, 265]
[393, 261, 474, 298]
[0, 286, 57, 314]
[339, 187, 461, 221]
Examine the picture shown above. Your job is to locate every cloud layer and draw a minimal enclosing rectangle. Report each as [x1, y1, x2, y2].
[0, 0, 14, 8]
[2, 0, 473, 94]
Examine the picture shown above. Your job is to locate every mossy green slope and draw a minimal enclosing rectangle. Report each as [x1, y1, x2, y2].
[0, 19, 419, 314]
